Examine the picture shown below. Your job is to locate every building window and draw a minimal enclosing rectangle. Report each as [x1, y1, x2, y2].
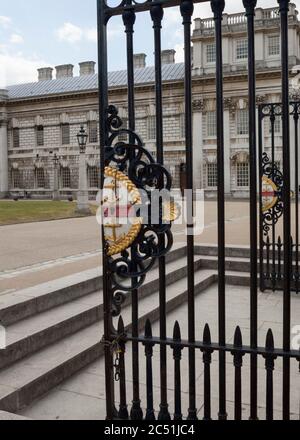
[269, 117, 281, 134]
[148, 116, 156, 140]
[61, 124, 70, 145]
[236, 109, 249, 135]
[180, 114, 185, 139]
[206, 111, 216, 137]
[206, 43, 216, 63]
[61, 167, 71, 188]
[88, 166, 100, 188]
[12, 169, 22, 188]
[36, 126, 44, 147]
[207, 163, 218, 188]
[13, 128, 20, 149]
[89, 121, 98, 144]
[236, 39, 248, 60]
[118, 119, 128, 142]
[268, 35, 280, 56]
[237, 162, 249, 187]
[35, 168, 45, 188]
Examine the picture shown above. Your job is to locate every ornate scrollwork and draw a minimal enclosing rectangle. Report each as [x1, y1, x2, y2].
[261, 152, 284, 236]
[103, 105, 176, 316]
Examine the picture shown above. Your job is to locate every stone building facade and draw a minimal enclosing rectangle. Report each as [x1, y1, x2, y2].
[1, 5, 300, 200]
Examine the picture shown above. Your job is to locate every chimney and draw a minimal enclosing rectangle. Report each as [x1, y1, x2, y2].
[79, 61, 96, 76]
[161, 49, 176, 65]
[133, 53, 146, 69]
[55, 64, 74, 79]
[38, 67, 53, 82]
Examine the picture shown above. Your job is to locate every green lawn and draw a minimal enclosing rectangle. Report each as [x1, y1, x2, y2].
[0, 201, 98, 225]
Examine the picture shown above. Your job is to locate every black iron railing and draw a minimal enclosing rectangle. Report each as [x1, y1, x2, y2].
[98, 0, 299, 421]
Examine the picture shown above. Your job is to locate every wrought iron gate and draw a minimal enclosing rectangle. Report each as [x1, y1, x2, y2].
[259, 101, 300, 293]
[98, 0, 299, 421]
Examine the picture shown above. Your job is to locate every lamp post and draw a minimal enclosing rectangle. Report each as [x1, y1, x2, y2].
[76, 125, 90, 214]
[51, 152, 60, 201]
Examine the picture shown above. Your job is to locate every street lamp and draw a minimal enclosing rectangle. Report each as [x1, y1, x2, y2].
[77, 125, 88, 154]
[49, 151, 60, 201]
[76, 125, 90, 214]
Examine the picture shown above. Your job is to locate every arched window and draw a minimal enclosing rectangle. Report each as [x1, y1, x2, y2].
[88, 166, 100, 189]
[60, 166, 71, 189]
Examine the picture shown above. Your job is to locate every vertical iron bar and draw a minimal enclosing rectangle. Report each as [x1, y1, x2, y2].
[271, 110, 276, 291]
[293, 105, 299, 293]
[278, 0, 291, 420]
[118, 317, 129, 420]
[123, 5, 143, 420]
[144, 320, 156, 421]
[258, 106, 265, 291]
[172, 322, 183, 421]
[180, 0, 197, 421]
[278, 236, 282, 283]
[243, 0, 258, 419]
[264, 329, 277, 421]
[211, 0, 227, 420]
[150, 4, 170, 420]
[201, 324, 213, 421]
[97, 0, 116, 420]
[231, 327, 245, 421]
[267, 236, 270, 282]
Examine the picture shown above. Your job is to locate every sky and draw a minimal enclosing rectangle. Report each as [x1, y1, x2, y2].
[0, 0, 299, 87]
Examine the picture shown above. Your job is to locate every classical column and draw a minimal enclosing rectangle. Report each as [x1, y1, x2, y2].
[192, 98, 204, 189]
[0, 90, 8, 198]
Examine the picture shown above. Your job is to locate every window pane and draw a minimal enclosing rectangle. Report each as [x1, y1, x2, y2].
[268, 35, 280, 56]
[88, 166, 100, 188]
[236, 109, 249, 135]
[206, 43, 216, 63]
[237, 162, 249, 187]
[12, 169, 22, 188]
[62, 124, 70, 145]
[89, 121, 98, 143]
[236, 39, 248, 60]
[36, 168, 45, 188]
[13, 128, 20, 149]
[36, 126, 44, 147]
[206, 111, 216, 137]
[148, 116, 156, 140]
[269, 117, 281, 134]
[61, 167, 71, 188]
[207, 163, 218, 187]
[118, 119, 128, 142]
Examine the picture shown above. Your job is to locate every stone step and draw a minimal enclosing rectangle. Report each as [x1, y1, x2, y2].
[0, 269, 215, 413]
[0, 245, 187, 326]
[199, 255, 251, 272]
[0, 254, 201, 370]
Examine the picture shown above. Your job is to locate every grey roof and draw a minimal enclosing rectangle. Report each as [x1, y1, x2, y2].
[7, 63, 185, 100]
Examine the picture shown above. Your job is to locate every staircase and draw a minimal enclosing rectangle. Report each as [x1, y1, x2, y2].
[0, 245, 252, 414]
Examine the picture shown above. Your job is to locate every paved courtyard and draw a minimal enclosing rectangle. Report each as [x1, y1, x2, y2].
[0, 200, 254, 294]
[18, 284, 300, 420]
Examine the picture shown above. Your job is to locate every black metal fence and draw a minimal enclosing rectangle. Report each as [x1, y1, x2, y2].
[98, 0, 299, 420]
[259, 102, 300, 293]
